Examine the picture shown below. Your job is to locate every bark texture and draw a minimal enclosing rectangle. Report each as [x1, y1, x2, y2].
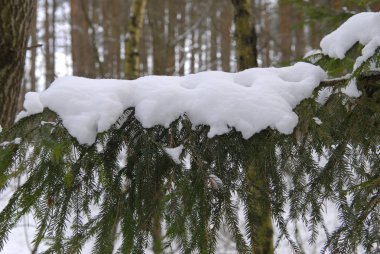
[231, 0, 258, 70]
[0, 0, 36, 128]
[279, 0, 292, 64]
[125, 0, 147, 80]
[70, 0, 96, 77]
[231, 1, 273, 253]
[221, 2, 232, 72]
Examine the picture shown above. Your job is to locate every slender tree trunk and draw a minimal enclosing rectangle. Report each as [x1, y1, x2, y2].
[279, 0, 292, 64]
[111, 0, 121, 78]
[43, 0, 56, 87]
[139, 18, 148, 76]
[231, 1, 273, 253]
[148, 0, 166, 75]
[231, 0, 258, 70]
[190, 29, 196, 73]
[30, 3, 38, 92]
[125, 0, 147, 79]
[166, 0, 176, 75]
[52, 0, 56, 83]
[309, 0, 321, 49]
[70, 0, 96, 77]
[103, 0, 112, 77]
[197, 24, 204, 71]
[210, 8, 218, 70]
[245, 131, 274, 254]
[221, 1, 232, 72]
[120, 0, 130, 78]
[0, 0, 36, 128]
[177, 0, 186, 75]
[262, 3, 271, 67]
[44, 0, 52, 87]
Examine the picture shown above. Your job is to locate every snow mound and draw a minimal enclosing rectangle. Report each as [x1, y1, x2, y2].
[320, 12, 380, 59]
[17, 62, 326, 145]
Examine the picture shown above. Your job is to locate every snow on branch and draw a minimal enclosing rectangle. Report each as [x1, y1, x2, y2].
[17, 62, 326, 145]
[16, 12, 380, 146]
[320, 12, 380, 60]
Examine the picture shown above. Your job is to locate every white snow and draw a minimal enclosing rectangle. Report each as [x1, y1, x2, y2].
[316, 87, 333, 105]
[354, 36, 380, 70]
[312, 117, 322, 125]
[16, 92, 44, 121]
[320, 12, 380, 99]
[303, 49, 322, 58]
[0, 138, 21, 147]
[209, 174, 223, 190]
[342, 78, 361, 97]
[163, 145, 183, 164]
[17, 62, 326, 145]
[320, 12, 380, 59]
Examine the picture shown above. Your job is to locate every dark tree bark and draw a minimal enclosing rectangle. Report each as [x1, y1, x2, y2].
[44, 0, 56, 87]
[221, 1, 232, 72]
[30, 3, 38, 92]
[0, 0, 36, 128]
[231, 1, 273, 253]
[148, 0, 166, 75]
[231, 0, 258, 70]
[70, 0, 97, 78]
[279, 0, 292, 64]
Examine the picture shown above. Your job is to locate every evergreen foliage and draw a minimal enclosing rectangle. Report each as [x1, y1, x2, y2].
[1, 19, 380, 254]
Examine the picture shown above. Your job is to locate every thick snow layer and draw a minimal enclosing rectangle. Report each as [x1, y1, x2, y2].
[17, 62, 326, 145]
[319, 12, 380, 98]
[320, 12, 380, 59]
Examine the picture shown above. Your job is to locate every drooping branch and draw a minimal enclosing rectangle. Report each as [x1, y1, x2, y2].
[319, 71, 380, 91]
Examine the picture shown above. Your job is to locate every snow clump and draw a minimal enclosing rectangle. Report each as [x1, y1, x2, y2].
[17, 62, 326, 145]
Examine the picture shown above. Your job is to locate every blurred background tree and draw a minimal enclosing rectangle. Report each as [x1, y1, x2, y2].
[20, 0, 380, 93]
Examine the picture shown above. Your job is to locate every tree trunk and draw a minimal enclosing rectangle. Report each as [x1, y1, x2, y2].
[125, 0, 147, 79]
[44, 0, 56, 87]
[177, 0, 186, 75]
[210, 7, 218, 70]
[0, 0, 36, 128]
[221, 1, 232, 72]
[30, 2, 38, 92]
[166, 0, 176, 75]
[279, 0, 292, 64]
[231, 0, 258, 70]
[70, 0, 96, 77]
[309, 0, 321, 49]
[148, 0, 166, 75]
[231, 1, 273, 253]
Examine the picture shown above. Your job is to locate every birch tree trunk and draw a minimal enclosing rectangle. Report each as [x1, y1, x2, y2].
[0, 0, 36, 128]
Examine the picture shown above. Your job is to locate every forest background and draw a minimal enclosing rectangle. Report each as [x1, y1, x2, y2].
[2, 0, 380, 253]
